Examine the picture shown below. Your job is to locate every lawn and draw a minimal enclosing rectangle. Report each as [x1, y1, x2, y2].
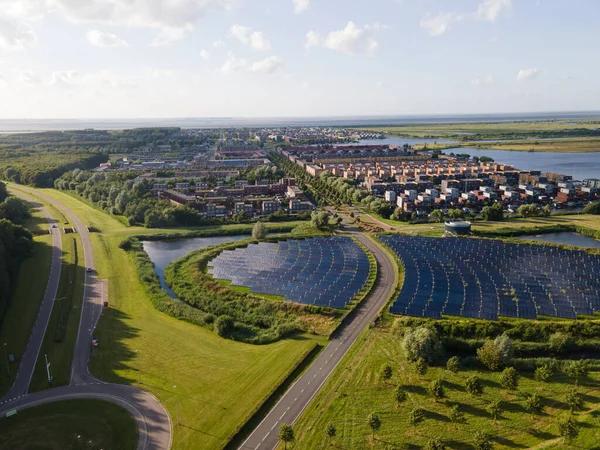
[12, 186, 325, 449]
[462, 138, 600, 153]
[0, 399, 137, 450]
[287, 325, 600, 450]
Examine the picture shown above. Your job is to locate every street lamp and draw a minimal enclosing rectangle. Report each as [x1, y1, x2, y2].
[3, 343, 9, 376]
[174, 385, 179, 426]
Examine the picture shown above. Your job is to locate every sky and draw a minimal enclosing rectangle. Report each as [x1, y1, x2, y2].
[0, 0, 598, 119]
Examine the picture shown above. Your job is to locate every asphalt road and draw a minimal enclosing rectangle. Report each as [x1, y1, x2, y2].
[1, 187, 172, 450]
[238, 232, 396, 450]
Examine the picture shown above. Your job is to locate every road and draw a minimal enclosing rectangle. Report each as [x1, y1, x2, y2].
[0, 187, 172, 450]
[238, 232, 396, 450]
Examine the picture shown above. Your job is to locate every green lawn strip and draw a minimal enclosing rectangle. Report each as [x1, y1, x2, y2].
[0, 399, 137, 450]
[287, 325, 600, 450]
[29, 233, 85, 392]
[0, 234, 53, 397]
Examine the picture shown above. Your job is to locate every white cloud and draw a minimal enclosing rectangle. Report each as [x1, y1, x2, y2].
[212, 39, 225, 47]
[293, 0, 309, 14]
[470, 75, 495, 85]
[305, 22, 387, 56]
[517, 68, 539, 81]
[0, 16, 37, 50]
[220, 54, 248, 73]
[420, 12, 462, 36]
[475, 0, 512, 22]
[16, 69, 41, 84]
[229, 25, 271, 51]
[249, 56, 283, 74]
[200, 49, 210, 60]
[49, 70, 83, 88]
[86, 29, 128, 48]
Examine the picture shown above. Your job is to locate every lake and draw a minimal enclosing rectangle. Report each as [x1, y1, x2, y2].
[358, 137, 457, 146]
[516, 232, 600, 249]
[143, 235, 249, 298]
[443, 148, 600, 180]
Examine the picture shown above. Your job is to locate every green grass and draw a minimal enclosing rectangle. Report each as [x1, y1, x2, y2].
[287, 325, 600, 450]
[11, 187, 325, 449]
[461, 138, 600, 153]
[29, 233, 85, 392]
[0, 235, 53, 397]
[0, 399, 137, 450]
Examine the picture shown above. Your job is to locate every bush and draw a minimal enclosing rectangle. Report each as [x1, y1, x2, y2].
[394, 386, 407, 404]
[566, 389, 584, 412]
[449, 404, 464, 423]
[565, 359, 589, 383]
[583, 201, 600, 215]
[557, 416, 579, 441]
[500, 367, 518, 390]
[415, 358, 428, 377]
[252, 221, 266, 240]
[381, 364, 393, 381]
[548, 332, 571, 353]
[477, 333, 514, 370]
[488, 400, 501, 420]
[465, 375, 483, 396]
[473, 431, 492, 450]
[409, 408, 424, 426]
[402, 326, 443, 364]
[525, 393, 543, 414]
[426, 438, 446, 450]
[446, 356, 460, 373]
[428, 379, 444, 401]
[214, 315, 234, 337]
[534, 364, 553, 382]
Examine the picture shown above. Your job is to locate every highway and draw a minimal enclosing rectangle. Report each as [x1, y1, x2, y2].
[0, 187, 172, 450]
[238, 232, 396, 450]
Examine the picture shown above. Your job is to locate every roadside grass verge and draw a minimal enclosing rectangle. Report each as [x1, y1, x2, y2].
[0, 235, 53, 397]
[29, 233, 85, 392]
[0, 399, 137, 450]
[287, 325, 600, 450]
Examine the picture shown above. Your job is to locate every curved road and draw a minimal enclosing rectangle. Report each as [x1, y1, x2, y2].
[0, 187, 172, 450]
[238, 232, 396, 450]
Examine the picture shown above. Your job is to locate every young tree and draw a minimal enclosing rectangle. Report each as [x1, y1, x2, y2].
[500, 367, 518, 391]
[473, 431, 493, 450]
[278, 424, 295, 450]
[565, 359, 589, 385]
[394, 386, 407, 405]
[534, 364, 553, 383]
[446, 356, 460, 373]
[426, 438, 446, 450]
[408, 407, 424, 426]
[557, 416, 579, 442]
[402, 326, 443, 364]
[449, 404, 464, 423]
[380, 364, 393, 382]
[566, 389, 584, 412]
[548, 332, 571, 353]
[488, 400, 502, 421]
[465, 375, 483, 397]
[477, 333, 514, 371]
[525, 393, 543, 414]
[582, 201, 600, 215]
[415, 358, 428, 377]
[428, 379, 445, 401]
[429, 210, 444, 223]
[367, 412, 381, 439]
[326, 422, 337, 439]
[252, 221, 267, 240]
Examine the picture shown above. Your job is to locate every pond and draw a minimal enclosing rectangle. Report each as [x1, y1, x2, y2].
[443, 148, 600, 180]
[516, 232, 600, 249]
[143, 235, 249, 298]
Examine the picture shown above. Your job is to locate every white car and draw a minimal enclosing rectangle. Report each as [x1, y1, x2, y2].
[86, 268, 92, 273]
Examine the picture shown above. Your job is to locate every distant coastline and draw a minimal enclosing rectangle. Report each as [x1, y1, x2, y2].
[1, 111, 600, 132]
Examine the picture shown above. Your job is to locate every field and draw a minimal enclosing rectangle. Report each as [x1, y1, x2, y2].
[461, 138, 600, 153]
[0, 399, 137, 450]
[10, 186, 325, 449]
[288, 324, 600, 450]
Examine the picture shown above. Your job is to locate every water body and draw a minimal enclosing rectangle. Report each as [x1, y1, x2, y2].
[443, 148, 600, 180]
[516, 232, 600, 249]
[2, 111, 600, 132]
[143, 235, 249, 298]
[357, 137, 457, 146]
[471, 137, 600, 144]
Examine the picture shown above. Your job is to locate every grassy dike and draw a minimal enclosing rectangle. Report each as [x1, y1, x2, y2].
[12, 186, 325, 450]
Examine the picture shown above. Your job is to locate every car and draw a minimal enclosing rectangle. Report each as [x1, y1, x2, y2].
[86, 268, 92, 273]
[52, 224, 57, 228]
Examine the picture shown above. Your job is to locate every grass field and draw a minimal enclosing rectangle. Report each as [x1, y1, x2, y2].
[461, 138, 600, 153]
[287, 325, 600, 450]
[0, 399, 137, 450]
[11, 186, 325, 449]
[29, 233, 85, 392]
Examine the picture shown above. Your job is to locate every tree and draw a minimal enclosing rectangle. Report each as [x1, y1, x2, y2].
[565, 359, 589, 384]
[394, 386, 407, 404]
[278, 424, 295, 449]
[583, 201, 600, 214]
[402, 326, 443, 364]
[473, 431, 493, 450]
[465, 375, 483, 397]
[0, 181, 7, 202]
[0, 197, 31, 225]
[214, 315, 234, 337]
[534, 364, 553, 383]
[449, 404, 464, 423]
[429, 210, 444, 223]
[557, 416, 579, 442]
[446, 356, 460, 373]
[488, 400, 501, 421]
[326, 422, 337, 439]
[477, 333, 514, 371]
[518, 204, 540, 218]
[542, 204, 552, 217]
[380, 364, 393, 382]
[428, 379, 445, 401]
[367, 412, 381, 438]
[415, 358, 428, 377]
[548, 332, 571, 353]
[409, 407, 424, 426]
[500, 367, 518, 391]
[566, 389, 584, 412]
[525, 393, 543, 414]
[252, 221, 266, 240]
[481, 202, 504, 221]
[426, 438, 446, 450]
[448, 208, 464, 220]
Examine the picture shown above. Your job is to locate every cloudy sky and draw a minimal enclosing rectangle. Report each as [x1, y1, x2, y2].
[0, 0, 598, 118]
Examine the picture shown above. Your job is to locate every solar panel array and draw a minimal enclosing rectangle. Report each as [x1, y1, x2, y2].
[207, 236, 370, 308]
[380, 235, 600, 320]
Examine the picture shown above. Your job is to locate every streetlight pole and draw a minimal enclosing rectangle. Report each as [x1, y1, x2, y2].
[174, 385, 179, 426]
[3, 343, 9, 376]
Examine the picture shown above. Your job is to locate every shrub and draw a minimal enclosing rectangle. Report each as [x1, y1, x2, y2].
[500, 367, 518, 390]
[465, 375, 483, 396]
[381, 364, 393, 382]
[367, 412, 381, 436]
[534, 364, 553, 382]
[473, 431, 493, 450]
[415, 358, 428, 377]
[583, 201, 600, 215]
[488, 400, 501, 420]
[402, 326, 443, 364]
[477, 333, 514, 370]
[252, 221, 266, 240]
[426, 438, 446, 450]
[557, 416, 579, 441]
[394, 386, 407, 404]
[548, 332, 571, 353]
[428, 379, 444, 401]
[278, 424, 294, 449]
[565, 359, 589, 384]
[326, 423, 336, 437]
[566, 389, 584, 412]
[449, 404, 464, 423]
[525, 393, 543, 414]
[409, 408, 424, 426]
[446, 356, 460, 373]
[214, 315, 234, 337]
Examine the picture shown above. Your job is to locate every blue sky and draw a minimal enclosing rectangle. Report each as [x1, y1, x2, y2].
[0, 0, 598, 118]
